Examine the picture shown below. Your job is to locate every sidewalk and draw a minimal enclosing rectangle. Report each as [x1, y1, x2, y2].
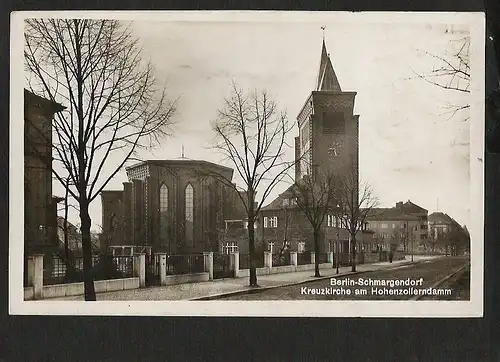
[52, 255, 442, 301]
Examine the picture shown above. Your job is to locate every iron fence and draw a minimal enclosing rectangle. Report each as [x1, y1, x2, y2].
[239, 252, 264, 270]
[272, 253, 290, 267]
[111, 255, 134, 278]
[297, 251, 311, 265]
[43, 254, 134, 285]
[166, 254, 205, 275]
[317, 252, 329, 264]
[213, 253, 232, 279]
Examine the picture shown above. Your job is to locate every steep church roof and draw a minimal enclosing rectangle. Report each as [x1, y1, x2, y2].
[316, 39, 342, 92]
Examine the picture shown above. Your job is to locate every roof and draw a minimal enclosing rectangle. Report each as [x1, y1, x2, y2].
[125, 159, 234, 173]
[428, 212, 461, 227]
[367, 200, 427, 221]
[297, 40, 356, 121]
[316, 39, 342, 92]
[261, 184, 298, 211]
[24, 89, 66, 113]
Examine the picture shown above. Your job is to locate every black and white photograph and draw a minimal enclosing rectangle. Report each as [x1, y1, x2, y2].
[9, 11, 484, 317]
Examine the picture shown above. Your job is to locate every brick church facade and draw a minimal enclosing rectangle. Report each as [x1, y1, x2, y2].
[100, 159, 244, 254]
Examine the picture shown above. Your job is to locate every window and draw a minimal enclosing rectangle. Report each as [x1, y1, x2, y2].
[282, 198, 289, 207]
[264, 216, 278, 228]
[268, 242, 274, 253]
[381, 223, 388, 229]
[160, 184, 168, 212]
[159, 184, 169, 239]
[392, 223, 397, 228]
[185, 183, 194, 246]
[270, 216, 278, 228]
[298, 242, 306, 253]
[222, 242, 238, 254]
[327, 215, 340, 228]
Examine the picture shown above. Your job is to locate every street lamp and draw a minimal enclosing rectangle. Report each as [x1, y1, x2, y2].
[404, 214, 414, 262]
[335, 205, 341, 274]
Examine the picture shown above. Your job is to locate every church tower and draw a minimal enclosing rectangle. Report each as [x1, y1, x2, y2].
[294, 38, 360, 186]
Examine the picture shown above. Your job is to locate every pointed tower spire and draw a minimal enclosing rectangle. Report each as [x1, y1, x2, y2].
[316, 38, 342, 92]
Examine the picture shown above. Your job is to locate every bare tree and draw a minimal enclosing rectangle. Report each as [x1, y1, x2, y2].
[208, 84, 297, 287]
[291, 171, 340, 277]
[24, 19, 176, 300]
[414, 36, 470, 120]
[336, 161, 379, 272]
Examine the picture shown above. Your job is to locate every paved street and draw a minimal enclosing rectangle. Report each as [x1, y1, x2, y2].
[218, 256, 470, 301]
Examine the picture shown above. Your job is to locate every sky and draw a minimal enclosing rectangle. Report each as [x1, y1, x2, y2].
[48, 15, 473, 230]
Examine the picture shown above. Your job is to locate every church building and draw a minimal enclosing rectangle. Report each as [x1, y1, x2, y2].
[100, 159, 244, 254]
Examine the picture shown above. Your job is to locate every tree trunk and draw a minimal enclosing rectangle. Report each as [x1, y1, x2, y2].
[80, 201, 96, 301]
[313, 228, 320, 277]
[351, 234, 357, 272]
[63, 184, 70, 276]
[248, 198, 257, 287]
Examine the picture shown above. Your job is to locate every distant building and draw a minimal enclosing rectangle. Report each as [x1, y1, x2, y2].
[428, 212, 469, 254]
[56, 217, 81, 252]
[366, 200, 429, 253]
[100, 159, 244, 254]
[24, 90, 65, 258]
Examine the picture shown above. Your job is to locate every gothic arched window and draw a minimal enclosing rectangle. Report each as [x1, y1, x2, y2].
[185, 183, 194, 246]
[160, 184, 168, 212]
[159, 184, 168, 240]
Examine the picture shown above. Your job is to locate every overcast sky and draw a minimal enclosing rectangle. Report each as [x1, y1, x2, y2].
[50, 15, 473, 230]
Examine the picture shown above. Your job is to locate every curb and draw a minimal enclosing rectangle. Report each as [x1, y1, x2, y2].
[191, 258, 429, 301]
[410, 262, 470, 301]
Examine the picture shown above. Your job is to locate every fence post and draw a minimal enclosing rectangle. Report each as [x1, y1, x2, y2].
[203, 252, 214, 280]
[310, 252, 316, 265]
[264, 251, 272, 268]
[328, 252, 334, 264]
[26, 255, 34, 287]
[290, 251, 298, 267]
[157, 253, 167, 286]
[32, 254, 44, 300]
[134, 253, 146, 288]
[231, 252, 239, 278]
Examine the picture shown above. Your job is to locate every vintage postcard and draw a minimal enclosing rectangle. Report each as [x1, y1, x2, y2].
[10, 11, 484, 317]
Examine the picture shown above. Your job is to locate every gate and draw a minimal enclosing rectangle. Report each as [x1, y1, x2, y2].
[145, 254, 160, 286]
[213, 253, 233, 279]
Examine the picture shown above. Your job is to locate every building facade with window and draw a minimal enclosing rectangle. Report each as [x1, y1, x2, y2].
[100, 159, 244, 254]
[366, 200, 429, 253]
[24, 90, 65, 257]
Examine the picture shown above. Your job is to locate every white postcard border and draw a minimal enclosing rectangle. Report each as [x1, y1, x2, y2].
[9, 11, 485, 317]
